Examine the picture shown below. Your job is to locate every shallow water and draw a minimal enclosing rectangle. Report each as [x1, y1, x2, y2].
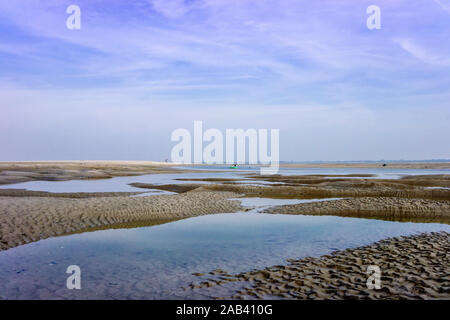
[1, 167, 448, 193]
[232, 197, 342, 208]
[0, 211, 448, 300]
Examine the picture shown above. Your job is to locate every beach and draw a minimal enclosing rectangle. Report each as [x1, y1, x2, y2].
[0, 161, 449, 299]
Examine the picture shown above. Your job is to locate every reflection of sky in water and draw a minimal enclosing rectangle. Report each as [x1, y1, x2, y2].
[0, 213, 448, 299]
[233, 197, 342, 208]
[1, 167, 449, 193]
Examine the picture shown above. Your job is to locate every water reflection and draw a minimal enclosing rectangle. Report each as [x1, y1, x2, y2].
[0, 212, 448, 299]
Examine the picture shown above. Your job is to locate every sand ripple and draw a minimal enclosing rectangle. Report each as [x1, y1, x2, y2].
[0, 190, 243, 251]
[190, 232, 450, 300]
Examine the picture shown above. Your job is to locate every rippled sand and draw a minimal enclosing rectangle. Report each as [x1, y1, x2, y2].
[264, 197, 450, 223]
[190, 232, 450, 300]
[0, 190, 243, 251]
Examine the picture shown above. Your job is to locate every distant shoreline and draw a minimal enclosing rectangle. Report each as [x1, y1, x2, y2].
[181, 162, 450, 169]
[1, 160, 449, 173]
[278, 162, 450, 169]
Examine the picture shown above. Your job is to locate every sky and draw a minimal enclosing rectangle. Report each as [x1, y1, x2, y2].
[0, 0, 449, 161]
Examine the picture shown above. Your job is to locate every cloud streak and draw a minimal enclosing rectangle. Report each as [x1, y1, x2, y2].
[395, 38, 450, 66]
[0, 0, 449, 160]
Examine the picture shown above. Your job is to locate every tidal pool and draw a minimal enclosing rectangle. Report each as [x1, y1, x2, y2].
[1, 167, 448, 193]
[0, 211, 448, 300]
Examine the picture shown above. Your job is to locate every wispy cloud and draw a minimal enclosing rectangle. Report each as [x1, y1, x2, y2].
[150, 0, 192, 18]
[0, 0, 449, 160]
[434, 0, 450, 14]
[394, 38, 450, 66]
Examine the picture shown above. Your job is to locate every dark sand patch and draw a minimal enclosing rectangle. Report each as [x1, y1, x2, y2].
[264, 197, 450, 223]
[0, 189, 144, 198]
[129, 183, 202, 193]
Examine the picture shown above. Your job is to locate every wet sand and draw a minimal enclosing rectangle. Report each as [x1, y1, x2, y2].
[190, 232, 450, 300]
[129, 183, 201, 194]
[200, 182, 450, 201]
[0, 190, 243, 251]
[264, 197, 450, 223]
[246, 173, 450, 188]
[0, 161, 187, 185]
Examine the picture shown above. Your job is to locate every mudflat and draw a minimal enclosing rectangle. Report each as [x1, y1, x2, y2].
[264, 197, 450, 223]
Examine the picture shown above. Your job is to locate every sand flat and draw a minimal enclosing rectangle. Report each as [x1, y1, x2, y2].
[264, 197, 450, 223]
[0, 190, 243, 251]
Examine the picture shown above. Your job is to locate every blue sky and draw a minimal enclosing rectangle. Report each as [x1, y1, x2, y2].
[1, 0, 449, 161]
